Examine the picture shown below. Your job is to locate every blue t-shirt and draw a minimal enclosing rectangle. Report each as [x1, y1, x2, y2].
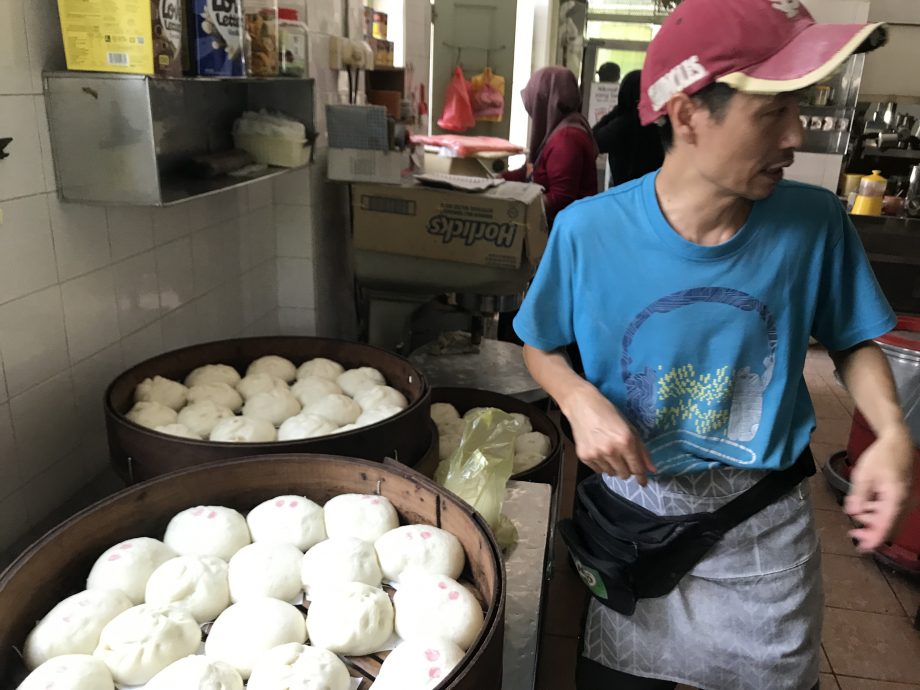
[514, 172, 895, 475]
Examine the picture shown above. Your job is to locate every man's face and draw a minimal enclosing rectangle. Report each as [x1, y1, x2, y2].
[689, 92, 804, 201]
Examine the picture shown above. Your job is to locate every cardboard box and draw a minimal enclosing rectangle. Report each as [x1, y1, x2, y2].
[328, 147, 422, 184]
[188, 0, 246, 76]
[57, 0, 183, 76]
[352, 181, 547, 270]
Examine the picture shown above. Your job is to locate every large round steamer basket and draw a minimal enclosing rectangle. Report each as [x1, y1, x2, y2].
[430, 387, 564, 486]
[105, 337, 432, 483]
[0, 455, 505, 689]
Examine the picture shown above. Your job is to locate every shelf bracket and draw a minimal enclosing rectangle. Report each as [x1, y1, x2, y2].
[0, 137, 11, 160]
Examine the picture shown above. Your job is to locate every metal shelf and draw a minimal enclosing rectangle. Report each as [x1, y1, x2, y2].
[44, 72, 315, 206]
[862, 148, 920, 160]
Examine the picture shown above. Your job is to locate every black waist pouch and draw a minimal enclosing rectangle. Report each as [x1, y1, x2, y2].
[559, 449, 815, 615]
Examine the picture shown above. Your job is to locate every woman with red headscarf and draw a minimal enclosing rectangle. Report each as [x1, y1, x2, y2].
[504, 66, 599, 229]
[499, 66, 598, 345]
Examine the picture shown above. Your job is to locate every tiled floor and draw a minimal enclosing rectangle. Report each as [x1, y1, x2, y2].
[536, 346, 920, 689]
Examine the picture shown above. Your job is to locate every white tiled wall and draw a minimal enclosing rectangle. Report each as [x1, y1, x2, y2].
[0, 0, 286, 553]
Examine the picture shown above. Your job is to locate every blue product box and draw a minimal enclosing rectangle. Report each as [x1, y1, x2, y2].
[189, 0, 246, 75]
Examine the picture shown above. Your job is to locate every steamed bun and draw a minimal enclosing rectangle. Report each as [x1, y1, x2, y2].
[163, 506, 251, 561]
[324, 493, 399, 543]
[430, 403, 460, 428]
[209, 416, 277, 443]
[354, 385, 408, 412]
[187, 382, 243, 413]
[236, 372, 287, 401]
[305, 394, 361, 427]
[184, 364, 240, 388]
[135, 376, 188, 411]
[155, 423, 201, 440]
[246, 495, 326, 551]
[145, 556, 230, 623]
[374, 525, 465, 583]
[145, 655, 243, 690]
[301, 537, 383, 594]
[247, 643, 350, 690]
[306, 582, 393, 656]
[247, 355, 296, 384]
[372, 639, 464, 690]
[296, 357, 344, 382]
[355, 405, 403, 428]
[178, 400, 234, 438]
[24, 589, 132, 670]
[17, 655, 115, 690]
[393, 572, 483, 651]
[205, 598, 307, 680]
[510, 412, 533, 433]
[241, 387, 301, 427]
[277, 413, 339, 441]
[438, 433, 461, 461]
[290, 376, 343, 407]
[514, 431, 551, 457]
[93, 604, 201, 685]
[126, 401, 178, 430]
[228, 542, 304, 603]
[337, 367, 386, 397]
[86, 537, 176, 604]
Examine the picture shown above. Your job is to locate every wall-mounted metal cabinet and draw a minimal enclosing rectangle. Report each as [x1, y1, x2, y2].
[44, 73, 315, 206]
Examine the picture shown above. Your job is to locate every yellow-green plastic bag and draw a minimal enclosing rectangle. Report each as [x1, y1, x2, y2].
[435, 408, 520, 548]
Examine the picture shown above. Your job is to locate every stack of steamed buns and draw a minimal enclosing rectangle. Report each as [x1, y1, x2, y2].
[126, 356, 409, 443]
[18, 493, 484, 690]
[430, 403, 553, 474]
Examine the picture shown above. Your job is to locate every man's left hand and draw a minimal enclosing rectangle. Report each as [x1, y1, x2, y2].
[845, 425, 915, 552]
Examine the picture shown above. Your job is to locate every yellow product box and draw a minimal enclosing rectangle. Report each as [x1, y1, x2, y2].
[57, 0, 183, 76]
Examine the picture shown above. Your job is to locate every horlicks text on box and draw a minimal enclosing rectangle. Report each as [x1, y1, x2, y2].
[189, 0, 246, 75]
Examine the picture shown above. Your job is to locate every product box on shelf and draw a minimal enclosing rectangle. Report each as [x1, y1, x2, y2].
[188, 0, 246, 76]
[57, 0, 183, 76]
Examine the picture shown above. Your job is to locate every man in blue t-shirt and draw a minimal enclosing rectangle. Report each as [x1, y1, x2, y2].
[515, 1, 914, 689]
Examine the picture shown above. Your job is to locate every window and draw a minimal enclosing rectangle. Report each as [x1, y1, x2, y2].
[586, 0, 667, 77]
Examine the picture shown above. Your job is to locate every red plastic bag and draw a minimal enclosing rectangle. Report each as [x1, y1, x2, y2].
[437, 67, 476, 132]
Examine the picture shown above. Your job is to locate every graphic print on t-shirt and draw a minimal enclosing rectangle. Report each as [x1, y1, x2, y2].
[621, 287, 777, 474]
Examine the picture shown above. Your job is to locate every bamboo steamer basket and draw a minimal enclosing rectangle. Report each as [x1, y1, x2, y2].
[0, 455, 505, 689]
[428, 387, 563, 486]
[105, 337, 432, 482]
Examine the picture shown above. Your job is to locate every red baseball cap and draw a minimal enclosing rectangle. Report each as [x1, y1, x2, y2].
[639, 0, 887, 125]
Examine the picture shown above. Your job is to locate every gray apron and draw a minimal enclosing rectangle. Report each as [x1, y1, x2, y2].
[581, 465, 823, 690]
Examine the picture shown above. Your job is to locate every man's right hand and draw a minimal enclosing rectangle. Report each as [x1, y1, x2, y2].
[562, 382, 657, 485]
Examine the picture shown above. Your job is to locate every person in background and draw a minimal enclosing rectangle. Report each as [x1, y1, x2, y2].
[593, 70, 665, 187]
[597, 61, 621, 84]
[503, 66, 598, 231]
[499, 66, 599, 345]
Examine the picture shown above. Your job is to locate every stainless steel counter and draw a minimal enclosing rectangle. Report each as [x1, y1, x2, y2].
[501, 480, 554, 690]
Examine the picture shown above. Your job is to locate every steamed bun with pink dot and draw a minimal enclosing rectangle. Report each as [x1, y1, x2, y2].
[393, 572, 484, 651]
[372, 638, 465, 690]
[374, 525, 465, 583]
[86, 537, 176, 604]
[323, 493, 398, 543]
[163, 506, 251, 561]
[246, 495, 326, 551]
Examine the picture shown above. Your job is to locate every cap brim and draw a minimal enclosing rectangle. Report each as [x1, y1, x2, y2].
[718, 22, 887, 94]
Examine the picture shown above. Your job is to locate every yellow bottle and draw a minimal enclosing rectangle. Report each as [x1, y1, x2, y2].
[851, 170, 887, 216]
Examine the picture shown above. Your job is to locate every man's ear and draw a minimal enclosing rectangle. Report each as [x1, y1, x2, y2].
[664, 92, 700, 148]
